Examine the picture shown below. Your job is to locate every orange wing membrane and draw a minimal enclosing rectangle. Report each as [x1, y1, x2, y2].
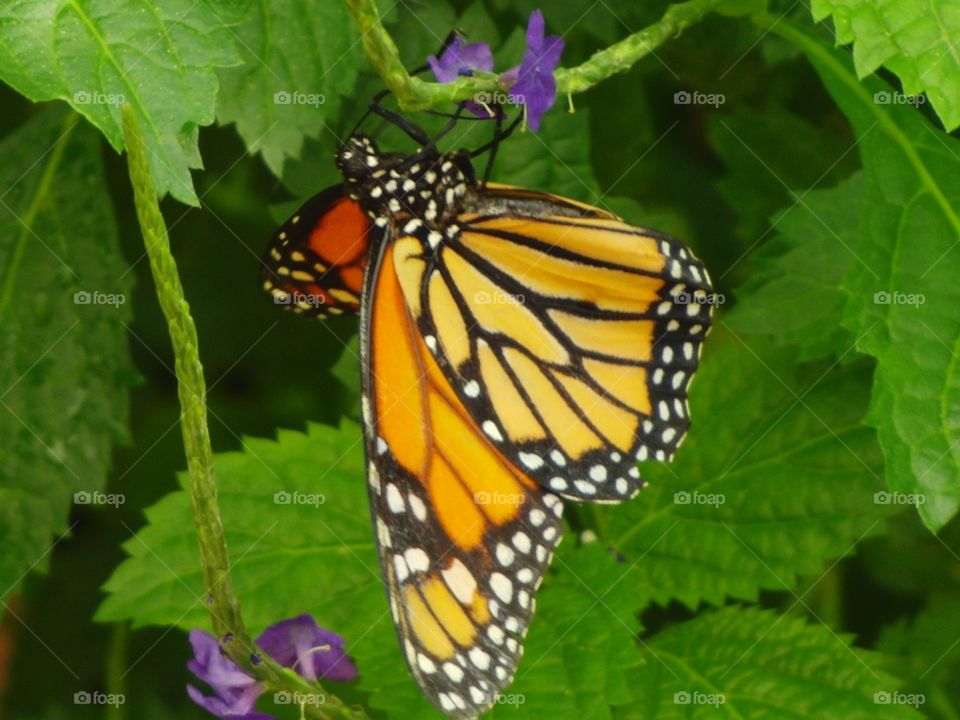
[260, 185, 370, 318]
[362, 240, 564, 717]
[412, 186, 715, 503]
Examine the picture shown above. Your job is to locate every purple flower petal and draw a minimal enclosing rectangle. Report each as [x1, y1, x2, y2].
[428, 36, 494, 83]
[256, 614, 358, 682]
[186, 685, 272, 719]
[503, 9, 565, 131]
[186, 630, 267, 719]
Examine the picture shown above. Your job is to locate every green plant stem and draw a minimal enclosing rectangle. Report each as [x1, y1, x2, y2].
[122, 106, 367, 720]
[344, 0, 725, 110]
[105, 622, 128, 720]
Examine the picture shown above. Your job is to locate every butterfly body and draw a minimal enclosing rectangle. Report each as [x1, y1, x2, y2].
[337, 135, 474, 229]
[263, 131, 715, 718]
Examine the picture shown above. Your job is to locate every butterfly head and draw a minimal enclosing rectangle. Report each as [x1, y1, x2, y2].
[337, 134, 476, 227]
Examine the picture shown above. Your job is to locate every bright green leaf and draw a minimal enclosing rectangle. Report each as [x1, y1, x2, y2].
[0, 0, 241, 204]
[783, 20, 960, 531]
[0, 107, 136, 594]
[216, 1, 362, 176]
[811, 0, 960, 131]
[595, 333, 892, 610]
[617, 605, 923, 719]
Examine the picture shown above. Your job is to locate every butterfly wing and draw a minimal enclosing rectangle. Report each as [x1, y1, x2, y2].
[406, 187, 714, 502]
[362, 237, 564, 718]
[260, 185, 369, 318]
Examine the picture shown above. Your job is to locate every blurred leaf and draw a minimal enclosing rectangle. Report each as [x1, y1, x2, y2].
[493, 109, 601, 201]
[0, 108, 135, 595]
[216, 1, 362, 177]
[788, 20, 960, 531]
[617, 606, 923, 719]
[858, 510, 960, 598]
[728, 172, 863, 359]
[595, 333, 892, 610]
[0, 0, 241, 205]
[330, 334, 360, 422]
[878, 599, 960, 718]
[811, 0, 960, 130]
[708, 105, 859, 246]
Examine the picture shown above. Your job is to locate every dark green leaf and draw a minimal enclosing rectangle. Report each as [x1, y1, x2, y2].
[617, 606, 923, 719]
[0, 107, 136, 594]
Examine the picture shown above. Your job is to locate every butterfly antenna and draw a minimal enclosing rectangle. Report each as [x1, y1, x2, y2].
[471, 112, 522, 185]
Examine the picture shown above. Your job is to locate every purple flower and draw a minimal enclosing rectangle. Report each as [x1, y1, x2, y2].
[186, 630, 271, 719]
[187, 616, 357, 719]
[503, 10, 564, 131]
[256, 614, 357, 682]
[428, 36, 494, 83]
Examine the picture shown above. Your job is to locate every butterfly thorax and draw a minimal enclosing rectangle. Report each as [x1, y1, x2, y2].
[336, 135, 475, 232]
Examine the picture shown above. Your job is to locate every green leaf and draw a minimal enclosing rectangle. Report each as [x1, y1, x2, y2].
[782, 19, 960, 531]
[595, 333, 892, 610]
[728, 172, 863, 360]
[0, 0, 241, 205]
[492, 109, 602, 200]
[329, 333, 361, 423]
[0, 108, 136, 594]
[96, 421, 373, 630]
[877, 599, 960, 719]
[708, 105, 859, 247]
[215, 1, 362, 176]
[616, 605, 923, 719]
[811, 0, 960, 131]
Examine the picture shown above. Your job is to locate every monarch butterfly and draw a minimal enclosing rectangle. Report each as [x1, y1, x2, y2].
[262, 114, 714, 717]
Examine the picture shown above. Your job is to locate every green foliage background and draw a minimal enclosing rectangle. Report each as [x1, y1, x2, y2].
[2, 0, 960, 718]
